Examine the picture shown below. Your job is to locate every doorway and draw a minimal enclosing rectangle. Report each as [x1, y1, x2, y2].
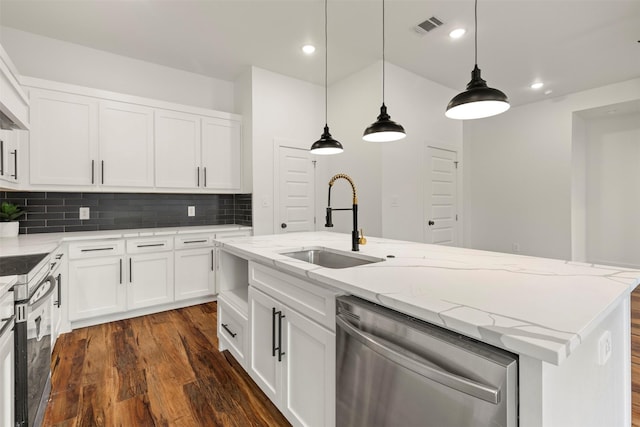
[424, 146, 459, 245]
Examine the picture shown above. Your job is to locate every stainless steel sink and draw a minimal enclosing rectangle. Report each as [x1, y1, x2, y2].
[282, 247, 384, 269]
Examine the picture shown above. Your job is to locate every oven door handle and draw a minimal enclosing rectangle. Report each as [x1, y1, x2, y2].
[28, 275, 56, 312]
[336, 314, 500, 405]
[0, 315, 15, 338]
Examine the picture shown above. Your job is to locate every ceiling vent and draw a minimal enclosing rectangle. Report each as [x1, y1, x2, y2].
[414, 16, 444, 35]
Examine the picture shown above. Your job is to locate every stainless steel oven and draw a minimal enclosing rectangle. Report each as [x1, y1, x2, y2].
[336, 296, 518, 427]
[1, 253, 55, 427]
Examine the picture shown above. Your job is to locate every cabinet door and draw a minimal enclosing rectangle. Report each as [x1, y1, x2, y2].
[127, 252, 174, 310]
[99, 101, 154, 187]
[68, 257, 125, 321]
[174, 247, 215, 301]
[282, 308, 336, 427]
[29, 88, 98, 185]
[201, 117, 241, 190]
[0, 324, 14, 427]
[155, 109, 201, 188]
[249, 286, 281, 403]
[0, 129, 19, 183]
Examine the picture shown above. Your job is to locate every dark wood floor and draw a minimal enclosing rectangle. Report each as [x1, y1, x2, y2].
[43, 302, 290, 427]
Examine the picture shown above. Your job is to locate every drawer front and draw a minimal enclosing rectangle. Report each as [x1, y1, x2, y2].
[174, 234, 214, 250]
[218, 297, 247, 363]
[126, 237, 174, 253]
[249, 262, 339, 331]
[68, 239, 125, 259]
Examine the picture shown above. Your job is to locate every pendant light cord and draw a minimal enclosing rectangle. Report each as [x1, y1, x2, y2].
[382, 0, 386, 103]
[474, 0, 478, 66]
[324, 0, 328, 125]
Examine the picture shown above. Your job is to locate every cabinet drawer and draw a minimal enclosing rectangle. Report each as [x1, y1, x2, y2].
[68, 239, 125, 259]
[218, 296, 247, 365]
[249, 262, 339, 331]
[174, 234, 214, 249]
[127, 237, 173, 253]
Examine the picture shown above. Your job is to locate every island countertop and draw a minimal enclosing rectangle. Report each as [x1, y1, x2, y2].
[216, 231, 639, 365]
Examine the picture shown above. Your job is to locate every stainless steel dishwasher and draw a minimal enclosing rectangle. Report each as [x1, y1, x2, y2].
[336, 296, 518, 427]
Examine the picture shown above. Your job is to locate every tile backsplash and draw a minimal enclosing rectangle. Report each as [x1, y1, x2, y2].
[0, 191, 252, 234]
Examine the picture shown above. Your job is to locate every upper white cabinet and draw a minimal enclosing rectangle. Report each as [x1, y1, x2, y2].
[24, 78, 242, 193]
[0, 129, 20, 184]
[155, 109, 201, 188]
[202, 117, 241, 190]
[29, 88, 98, 186]
[99, 101, 154, 187]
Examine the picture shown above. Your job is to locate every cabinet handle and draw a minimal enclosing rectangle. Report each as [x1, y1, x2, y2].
[272, 307, 277, 357]
[10, 149, 17, 179]
[81, 247, 114, 252]
[55, 273, 62, 308]
[204, 167, 207, 187]
[211, 249, 214, 271]
[129, 258, 132, 283]
[0, 139, 4, 176]
[136, 243, 165, 248]
[184, 239, 207, 244]
[277, 311, 286, 362]
[119, 259, 123, 284]
[91, 160, 95, 184]
[197, 166, 200, 187]
[101, 160, 104, 184]
[221, 323, 237, 338]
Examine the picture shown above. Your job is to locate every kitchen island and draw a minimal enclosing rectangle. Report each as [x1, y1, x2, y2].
[216, 231, 639, 427]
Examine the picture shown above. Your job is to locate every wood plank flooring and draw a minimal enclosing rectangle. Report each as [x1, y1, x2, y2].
[43, 302, 290, 427]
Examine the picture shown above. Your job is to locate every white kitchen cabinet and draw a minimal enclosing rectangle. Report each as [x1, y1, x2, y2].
[249, 286, 335, 427]
[175, 246, 215, 301]
[154, 109, 201, 188]
[0, 318, 14, 427]
[201, 117, 241, 190]
[99, 100, 154, 187]
[68, 255, 126, 321]
[0, 129, 19, 184]
[29, 88, 98, 185]
[127, 251, 174, 310]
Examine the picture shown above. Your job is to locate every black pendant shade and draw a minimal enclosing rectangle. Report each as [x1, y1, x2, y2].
[311, 125, 344, 155]
[363, 104, 406, 142]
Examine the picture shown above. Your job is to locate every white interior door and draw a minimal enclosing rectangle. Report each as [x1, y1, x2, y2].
[275, 145, 315, 233]
[425, 147, 458, 245]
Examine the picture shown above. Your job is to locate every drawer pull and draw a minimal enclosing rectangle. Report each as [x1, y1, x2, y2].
[81, 247, 115, 252]
[221, 323, 237, 338]
[136, 243, 165, 248]
[184, 239, 208, 244]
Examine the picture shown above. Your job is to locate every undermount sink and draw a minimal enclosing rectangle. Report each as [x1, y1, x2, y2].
[282, 247, 384, 269]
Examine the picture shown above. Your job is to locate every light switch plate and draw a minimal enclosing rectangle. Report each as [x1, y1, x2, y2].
[188, 206, 196, 217]
[79, 207, 90, 220]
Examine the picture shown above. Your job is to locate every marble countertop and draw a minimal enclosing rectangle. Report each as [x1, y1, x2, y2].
[216, 231, 640, 365]
[0, 225, 252, 257]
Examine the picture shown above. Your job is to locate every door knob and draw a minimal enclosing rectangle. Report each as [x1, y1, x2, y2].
[428, 220, 435, 226]
[281, 223, 287, 229]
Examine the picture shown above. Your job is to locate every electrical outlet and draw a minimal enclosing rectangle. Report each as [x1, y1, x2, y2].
[188, 206, 196, 217]
[598, 330, 612, 365]
[79, 207, 90, 220]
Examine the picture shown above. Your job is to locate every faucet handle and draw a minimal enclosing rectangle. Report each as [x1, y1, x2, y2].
[358, 228, 367, 245]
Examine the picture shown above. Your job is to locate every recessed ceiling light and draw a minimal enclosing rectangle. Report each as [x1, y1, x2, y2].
[530, 82, 544, 90]
[302, 45, 316, 55]
[544, 90, 553, 95]
[449, 28, 466, 39]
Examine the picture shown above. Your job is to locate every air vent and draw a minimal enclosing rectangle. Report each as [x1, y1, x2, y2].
[414, 16, 444, 35]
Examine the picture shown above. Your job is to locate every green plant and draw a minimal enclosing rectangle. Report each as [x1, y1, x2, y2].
[0, 202, 25, 222]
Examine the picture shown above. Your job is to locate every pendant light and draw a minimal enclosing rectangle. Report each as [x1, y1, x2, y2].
[445, 0, 510, 120]
[310, 0, 343, 155]
[363, 0, 406, 142]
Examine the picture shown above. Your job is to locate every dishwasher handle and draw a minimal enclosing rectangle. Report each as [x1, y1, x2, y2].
[336, 314, 500, 405]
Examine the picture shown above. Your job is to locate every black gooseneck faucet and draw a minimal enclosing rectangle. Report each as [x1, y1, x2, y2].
[325, 173, 365, 251]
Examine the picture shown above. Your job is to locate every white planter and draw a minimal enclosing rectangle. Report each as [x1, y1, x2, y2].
[0, 221, 19, 238]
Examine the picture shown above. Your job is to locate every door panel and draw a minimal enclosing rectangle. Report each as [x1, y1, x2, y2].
[425, 147, 458, 246]
[276, 145, 315, 233]
[201, 117, 241, 190]
[155, 110, 200, 188]
[248, 287, 280, 402]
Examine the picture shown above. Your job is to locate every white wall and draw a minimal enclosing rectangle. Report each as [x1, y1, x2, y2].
[322, 61, 462, 241]
[249, 67, 323, 236]
[571, 114, 587, 263]
[585, 112, 640, 268]
[0, 26, 235, 112]
[464, 78, 640, 260]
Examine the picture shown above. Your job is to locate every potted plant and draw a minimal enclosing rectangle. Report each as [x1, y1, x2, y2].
[0, 201, 25, 237]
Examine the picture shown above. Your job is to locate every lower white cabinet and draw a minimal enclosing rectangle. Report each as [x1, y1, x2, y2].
[128, 251, 174, 310]
[249, 286, 335, 427]
[68, 255, 126, 321]
[0, 318, 14, 427]
[174, 234, 216, 301]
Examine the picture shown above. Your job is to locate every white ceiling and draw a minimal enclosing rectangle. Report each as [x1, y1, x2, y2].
[1, 0, 639, 106]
